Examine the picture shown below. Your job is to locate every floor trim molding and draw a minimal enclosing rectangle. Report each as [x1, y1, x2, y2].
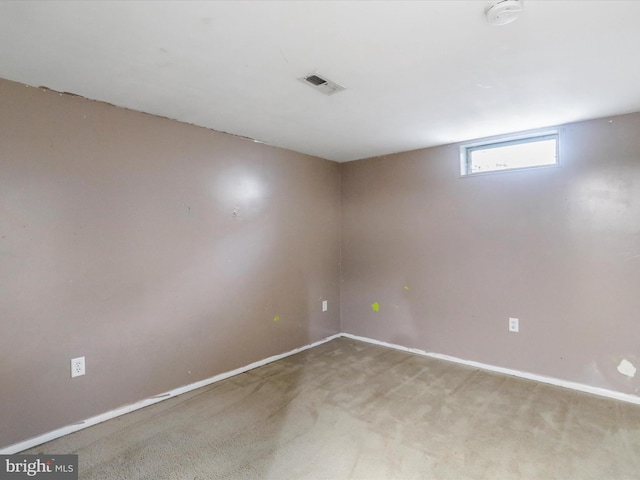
[0, 333, 342, 454]
[4, 331, 639, 454]
[339, 332, 640, 407]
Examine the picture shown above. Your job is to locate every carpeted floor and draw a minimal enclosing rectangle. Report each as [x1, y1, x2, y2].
[25, 338, 640, 479]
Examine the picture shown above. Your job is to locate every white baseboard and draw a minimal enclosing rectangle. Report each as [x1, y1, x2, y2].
[0, 333, 342, 454]
[339, 332, 640, 406]
[4, 331, 639, 454]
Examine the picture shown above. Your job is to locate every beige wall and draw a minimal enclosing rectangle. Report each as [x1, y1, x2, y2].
[341, 113, 640, 397]
[3, 72, 640, 450]
[0, 78, 341, 448]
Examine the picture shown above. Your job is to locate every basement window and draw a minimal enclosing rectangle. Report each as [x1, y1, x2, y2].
[460, 130, 559, 176]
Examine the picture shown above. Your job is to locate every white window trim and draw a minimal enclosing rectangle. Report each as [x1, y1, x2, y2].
[459, 128, 560, 177]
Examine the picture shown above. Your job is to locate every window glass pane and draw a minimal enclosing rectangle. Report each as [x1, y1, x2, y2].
[468, 137, 557, 174]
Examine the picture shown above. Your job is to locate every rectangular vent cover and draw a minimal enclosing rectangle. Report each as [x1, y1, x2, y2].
[298, 72, 346, 95]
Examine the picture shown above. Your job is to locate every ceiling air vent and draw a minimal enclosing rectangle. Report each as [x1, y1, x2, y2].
[298, 72, 345, 95]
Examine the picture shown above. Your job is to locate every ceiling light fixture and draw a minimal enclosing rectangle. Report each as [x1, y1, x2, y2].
[485, 0, 523, 26]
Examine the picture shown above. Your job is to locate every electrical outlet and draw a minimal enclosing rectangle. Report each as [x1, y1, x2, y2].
[509, 317, 519, 333]
[71, 356, 85, 378]
[322, 300, 328, 312]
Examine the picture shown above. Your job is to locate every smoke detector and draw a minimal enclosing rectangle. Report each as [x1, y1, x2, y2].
[486, 0, 523, 26]
[298, 72, 345, 95]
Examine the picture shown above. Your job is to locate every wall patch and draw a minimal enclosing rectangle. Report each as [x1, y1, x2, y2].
[617, 359, 637, 378]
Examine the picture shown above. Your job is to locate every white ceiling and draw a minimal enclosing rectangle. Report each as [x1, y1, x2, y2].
[1, 1, 640, 162]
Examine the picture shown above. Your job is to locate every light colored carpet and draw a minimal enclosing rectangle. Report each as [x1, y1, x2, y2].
[25, 338, 640, 479]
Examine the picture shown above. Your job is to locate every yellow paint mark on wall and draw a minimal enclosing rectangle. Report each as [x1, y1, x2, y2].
[273, 315, 281, 322]
[371, 302, 380, 312]
[403, 285, 410, 291]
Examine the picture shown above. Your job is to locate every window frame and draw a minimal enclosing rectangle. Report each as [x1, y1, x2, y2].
[460, 129, 560, 177]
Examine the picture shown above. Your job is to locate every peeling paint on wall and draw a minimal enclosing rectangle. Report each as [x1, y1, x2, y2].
[617, 359, 636, 378]
[371, 302, 380, 312]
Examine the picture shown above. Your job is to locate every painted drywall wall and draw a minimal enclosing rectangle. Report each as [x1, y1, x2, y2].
[341, 113, 640, 399]
[0, 78, 341, 448]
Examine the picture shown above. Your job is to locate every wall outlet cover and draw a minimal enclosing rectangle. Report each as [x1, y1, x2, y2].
[71, 356, 86, 378]
[509, 317, 519, 333]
